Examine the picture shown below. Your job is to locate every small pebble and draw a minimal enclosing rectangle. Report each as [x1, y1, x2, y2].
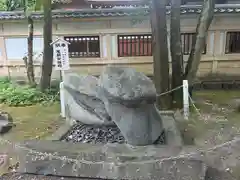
[62, 124, 126, 144]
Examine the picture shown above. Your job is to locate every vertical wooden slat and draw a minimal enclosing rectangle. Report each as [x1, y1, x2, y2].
[237, 32, 240, 52]
[138, 36, 141, 56]
[143, 36, 146, 56]
[225, 32, 230, 53]
[149, 36, 152, 55]
[183, 34, 187, 54]
[129, 36, 132, 56]
[133, 36, 136, 56]
[140, 36, 144, 56]
[118, 36, 122, 57]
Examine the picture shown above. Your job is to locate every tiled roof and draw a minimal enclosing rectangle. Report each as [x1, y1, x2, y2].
[0, 4, 240, 20]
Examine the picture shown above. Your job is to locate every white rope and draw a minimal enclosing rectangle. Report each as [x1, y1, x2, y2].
[188, 93, 206, 121]
[156, 85, 183, 97]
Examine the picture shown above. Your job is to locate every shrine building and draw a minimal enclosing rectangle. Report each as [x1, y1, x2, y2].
[0, 0, 240, 79]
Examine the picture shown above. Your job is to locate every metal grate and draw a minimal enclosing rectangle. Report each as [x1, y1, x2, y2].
[118, 34, 152, 57]
[64, 36, 100, 58]
[225, 32, 240, 54]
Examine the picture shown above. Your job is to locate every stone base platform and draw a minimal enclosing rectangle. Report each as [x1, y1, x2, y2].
[13, 137, 240, 180]
[3, 111, 240, 180]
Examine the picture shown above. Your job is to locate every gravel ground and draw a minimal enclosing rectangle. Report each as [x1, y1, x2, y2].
[62, 124, 126, 144]
[62, 123, 165, 144]
[0, 173, 113, 180]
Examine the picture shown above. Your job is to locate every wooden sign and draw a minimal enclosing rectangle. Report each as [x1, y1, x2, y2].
[51, 38, 70, 71]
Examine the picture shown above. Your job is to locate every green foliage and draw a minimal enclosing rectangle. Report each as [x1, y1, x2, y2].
[0, 0, 71, 12]
[0, 0, 7, 10]
[0, 78, 59, 106]
[0, 0, 40, 11]
[0, 0, 23, 11]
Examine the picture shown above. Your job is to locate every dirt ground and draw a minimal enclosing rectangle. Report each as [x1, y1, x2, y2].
[179, 90, 240, 148]
[0, 103, 64, 175]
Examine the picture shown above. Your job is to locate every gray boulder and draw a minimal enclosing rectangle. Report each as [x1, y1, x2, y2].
[64, 73, 99, 96]
[64, 73, 112, 125]
[98, 66, 164, 146]
[0, 111, 15, 135]
[98, 66, 156, 106]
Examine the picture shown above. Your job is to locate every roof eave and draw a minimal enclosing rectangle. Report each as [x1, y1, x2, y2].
[0, 4, 240, 20]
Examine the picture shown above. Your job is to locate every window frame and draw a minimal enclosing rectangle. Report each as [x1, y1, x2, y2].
[117, 34, 152, 57]
[225, 31, 240, 54]
[5, 36, 43, 60]
[117, 33, 207, 57]
[64, 36, 100, 58]
[181, 32, 207, 55]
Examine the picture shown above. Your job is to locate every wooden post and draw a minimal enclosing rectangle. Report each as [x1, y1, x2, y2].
[183, 80, 189, 120]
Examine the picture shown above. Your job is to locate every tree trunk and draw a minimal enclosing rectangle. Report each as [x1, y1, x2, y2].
[40, 0, 53, 91]
[184, 0, 215, 86]
[170, 0, 184, 109]
[151, 0, 171, 110]
[27, 16, 36, 86]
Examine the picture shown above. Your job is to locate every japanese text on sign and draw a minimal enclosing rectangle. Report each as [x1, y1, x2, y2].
[53, 41, 70, 71]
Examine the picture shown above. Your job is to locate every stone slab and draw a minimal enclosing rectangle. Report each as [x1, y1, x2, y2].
[205, 167, 237, 180]
[45, 122, 73, 141]
[194, 137, 240, 174]
[161, 113, 183, 146]
[16, 140, 206, 180]
[0, 172, 109, 180]
[15, 137, 240, 180]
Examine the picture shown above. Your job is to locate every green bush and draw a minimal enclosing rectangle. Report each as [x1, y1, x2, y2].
[0, 77, 11, 89]
[0, 78, 60, 106]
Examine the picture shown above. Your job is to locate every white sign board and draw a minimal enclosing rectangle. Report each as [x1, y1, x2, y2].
[52, 39, 70, 71]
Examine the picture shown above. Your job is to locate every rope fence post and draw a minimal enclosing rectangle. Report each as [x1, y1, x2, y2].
[183, 80, 189, 120]
[60, 82, 66, 118]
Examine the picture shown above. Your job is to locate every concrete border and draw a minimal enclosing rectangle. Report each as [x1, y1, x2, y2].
[45, 117, 76, 141]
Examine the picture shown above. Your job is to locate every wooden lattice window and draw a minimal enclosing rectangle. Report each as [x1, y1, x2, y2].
[118, 34, 152, 57]
[64, 36, 100, 58]
[117, 33, 206, 57]
[225, 32, 240, 54]
[181, 33, 207, 55]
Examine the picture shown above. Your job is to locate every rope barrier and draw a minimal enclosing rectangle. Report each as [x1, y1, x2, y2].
[1, 130, 240, 167]
[188, 93, 202, 118]
[0, 81, 219, 167]
[156, 85, 183, 97]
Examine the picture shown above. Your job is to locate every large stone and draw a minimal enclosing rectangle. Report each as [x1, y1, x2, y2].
[97, 66, 163, 145]
[0, 111, 14, 135]
[64, 73, 99, 96]
[64, 73, 112, 125]
[104, 102, 163, 145]
[98, 66, 156, 105]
